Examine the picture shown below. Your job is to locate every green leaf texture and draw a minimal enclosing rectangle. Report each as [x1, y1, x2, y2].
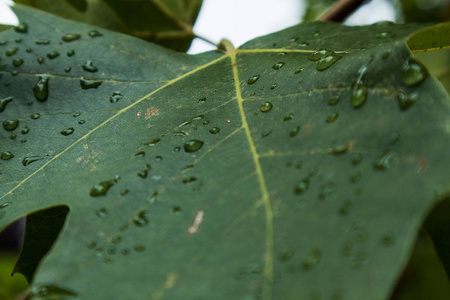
[1, 6, 450, 300]
[14, 0, 203, 51]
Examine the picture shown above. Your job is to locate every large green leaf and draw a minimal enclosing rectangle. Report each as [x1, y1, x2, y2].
[14, 0, 203, 51]
[1, 5, 450, 299]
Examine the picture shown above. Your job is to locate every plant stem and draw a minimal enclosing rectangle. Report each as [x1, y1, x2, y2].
[318, 0, 367, 22]
[194, 35, 219, 48]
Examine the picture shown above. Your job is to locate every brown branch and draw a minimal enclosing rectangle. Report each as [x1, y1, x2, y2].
[318, 0, 368, 22]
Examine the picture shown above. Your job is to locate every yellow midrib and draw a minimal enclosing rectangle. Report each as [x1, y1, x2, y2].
[230, 51, 274, 300]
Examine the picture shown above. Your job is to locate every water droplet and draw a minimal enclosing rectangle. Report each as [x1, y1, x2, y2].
[137, 169, 148, 178]
[272, 62, 285, 70]
[209, 127, 220, 134]
[309, 49, 335, 61]
[184, 140, 204, 152]
[21, 126, 30, 134]
[89, 178, 118, 197]
[62, 33, 81, 42]
[351, 85, 367, 108]
[67, 50, 75, 57]
[12, 58, 23, 66]
[290, 126, 300, 137]
[133, 211, 148, 227]
[33, 75, 50, 102]
[29, 285, 78, 299]
[133, 245, 146, 252]
[377, 31, 394, 39]
[397, 91, 418, 111]
[60, 128, 74, 136]
[0, 151, 14, 160]
[316, 54, 342, 71]
[390, 132, 400, 144]
[318, 182, 336, 199]
[80, 78, 103, 89]
[338, 201, 352, 216]
[328, 96, 340, 106]
[270, 84, 277, 90]
[0, 202, 11, 209]
[14, 22, 28, 33]
[294, 67, 304, 74]
[326, 113, 339, 123]
[171, 206, 181, 214]
[0, 96, 13, 112]
[22, 156, 46, 166]
[301, 248, 322, 270]
[260, 101, 273, 112]
[143, 138, 160, 146]
[400, 58, 427, 87]
[135, 152, 145, 157]
[202, 120, 210, 125]
[30, 113, 40, 119]
[120, 189, 129, 196]
[26, 48, 32, 52]
[5, 47, 18, 56]
[35, 39, 50, 45]
[3, 119, 19, 131]
[382, 50, 391, 59]
[247, 75, 260, 85]
[262, 130, 271, 137]
[373, 151, 393, 170]
[47, 51, 60, 59]
[78, 120, 85, 124]
[88, 30, 103, 37]
[173, 146, 181, 152]
[155, 155, 163, 161]
[82, 60, 98, 72]
[96, 208, 107, 218]
[10, 135, 16, 140]
[295, 178, 310, 195]
[198, 97, 206, 103]
[110, 91, 122, 103]
[284, 113, 294, 121]
[37, 57, 44, 64]
[279, 248, 294, 262]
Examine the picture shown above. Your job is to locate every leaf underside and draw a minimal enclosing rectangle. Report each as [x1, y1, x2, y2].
[1, 5, 450, 300]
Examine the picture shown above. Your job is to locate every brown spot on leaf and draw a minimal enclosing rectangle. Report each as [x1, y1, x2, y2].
[145, 107, 160, 120]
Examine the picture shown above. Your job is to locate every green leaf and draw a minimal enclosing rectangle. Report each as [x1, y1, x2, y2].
[2, 5, 450, 299]
[14, 0, 203, 51]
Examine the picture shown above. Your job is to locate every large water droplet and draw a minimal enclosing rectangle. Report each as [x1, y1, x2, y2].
[5, 47, 18, 56]
[184, 140, 204, 152]
[260, 101, 273, 112]
[82, 61, 98, 72]
[47, 51, 60, 59]
[295, 178, 310, 195]
[33, 75, 50, 102]
[12, 58, 23, 66]
[110, 92, 122, 103]
[247, 75, 260, 85]
[397, 91, 418, 111]
[0, 97, 13, 112]
[60, 128, 74, 136]
[272, 62, 285, 70]
[133, 211, 149, 227]
[400, 58, 427, 87]
[62, 33, 81, 42]
[351, 85, 367, 108]
[309, 49, 334, 61]
[0, 151, 14, 160]
[80, 78, 103, 89]
[89, 178, 118, 197]
[14, 22, 28, 33]
[316, 54, 341, 71]
[3, 119, 19, 131]
[22, 156, 46, 166]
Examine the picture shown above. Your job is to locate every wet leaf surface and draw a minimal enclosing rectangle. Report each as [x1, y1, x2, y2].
[1, 5, 450, 300]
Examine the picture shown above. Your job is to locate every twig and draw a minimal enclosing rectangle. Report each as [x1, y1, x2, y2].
[318, 0, 368, 22]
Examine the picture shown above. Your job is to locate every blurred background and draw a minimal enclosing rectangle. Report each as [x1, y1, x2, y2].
[0, 0, 450, 299]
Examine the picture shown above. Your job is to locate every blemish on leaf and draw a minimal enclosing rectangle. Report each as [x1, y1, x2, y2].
[188, 210, 204, 234]
[145, 107, 160, 119]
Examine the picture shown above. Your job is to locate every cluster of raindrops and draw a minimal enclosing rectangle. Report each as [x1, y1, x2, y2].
[308, 49, 342, 71]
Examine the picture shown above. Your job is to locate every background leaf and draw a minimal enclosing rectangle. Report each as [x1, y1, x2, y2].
[13, 0, 203, 51]
[1, 5, 450, 300]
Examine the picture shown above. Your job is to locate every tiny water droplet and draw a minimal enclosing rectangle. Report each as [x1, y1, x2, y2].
[155, 155, 163, 161]
[279, 248, 294, 262]
[260, 101, 273, 112]
[329, 96, 340, 106]
[30, 113, 40, 119]
[309, 49, 334, 61]
[14, 22, 28, 33]
[171, 206, 181, 214]
[284, 113, 294, 121]
[0, 97, 13, 112]
[382, 50, 391, 59]
[133, 211, 149, 227]
[78, 120, 85, 124]
[301, 248, 322, 270]
[390, 132, 400, 144]
[135, 152, 145, 157]
[47, 51, 60, 59]
[198, 97, 206, 103]
[143, 138, 160, 146]
[35, 39, 50, 45]
[96, 208, 107, 218]
[12, 58, 23, 66]
[290, 126, 300, 137]
[377, 31, 394, 39]
[88, 30, 103, 37]
[62, 33, 81, 42]
[22, 156, 46, 166]
[247, 75, 260, 84]
[173, 146, 181, 152]
[67, 50, 75, 57]
[133, 245, 146, 252]
[0, 202, 11, 209]
[295, 178, 310, 195]
[33, 75, 50, 102]
[270, 84, 277, 90]
[64, 67, 71, 73]
[338, 201, 352, 215]
[110, 91, 122, 103]
[262, 130, 271, 137]
[203, 120, 210, 125]
[80, 78, 102, 89]
[184, 140, 204, 152]
[352, 154, 363, 165]
[374, 151, 393, 170]
[89, 179, 118, 197]
[318, 182, 336, 199]
[209, 127, 220, 134]
[0, 151, 14, 160]
[60, 128, 74, 136]
[21, 126, 30, 134]
[5, 47, 18, 56]
[272, 62, 285, 70]
[26, 48, 32, 52]
[400, 58, 427, 87]
[137, 169, 148, 178]
[10, 135, 16, 140]
[397, 91, 418, 111]
[294, 67, 304, 74]
[351, 85, 367, 108]
[3, 119, 19, 131]
[82, 60, 98, 72]
[37, 57, 44, 64]
[326, 113, 339, 123]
